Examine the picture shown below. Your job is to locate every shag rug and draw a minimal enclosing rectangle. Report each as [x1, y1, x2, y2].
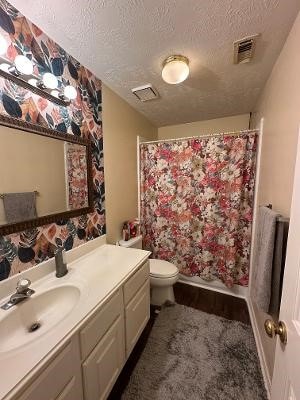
[121, 304, 267, 400]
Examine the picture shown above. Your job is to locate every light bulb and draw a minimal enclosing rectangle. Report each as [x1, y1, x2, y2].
[0, 34, 8, 56]
[0, 63, 10, 72]
[51, 89, 59, 98]
[64, 85, 77, 100]
[42, 72, 58, 89]
[28, 78, 38, 87]
[14, 55, 34, 75]
[162, 55, 189, 85]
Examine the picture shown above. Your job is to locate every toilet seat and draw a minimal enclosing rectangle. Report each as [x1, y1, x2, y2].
[149, 259, 178, 278]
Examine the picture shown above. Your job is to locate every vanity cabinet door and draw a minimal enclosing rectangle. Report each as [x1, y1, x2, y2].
[82, 314, 125, 400]
[125, 279, 150, 357]
[123, 260, 149, 304]
[14, 336, 83, 400]
[79, 289, 123, 360]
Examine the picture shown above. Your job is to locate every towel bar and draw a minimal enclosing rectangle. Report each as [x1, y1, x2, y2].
[264, 204, 289, 223]
[0, 191, 39, 199]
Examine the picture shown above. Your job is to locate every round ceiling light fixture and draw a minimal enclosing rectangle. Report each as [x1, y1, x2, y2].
[161, 55, 189, 84]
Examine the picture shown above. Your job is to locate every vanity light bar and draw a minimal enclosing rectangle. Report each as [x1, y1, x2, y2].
[0, 55, 73, 107]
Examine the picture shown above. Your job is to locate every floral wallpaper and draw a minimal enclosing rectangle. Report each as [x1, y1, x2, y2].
[0, 0, 105, 280]
[140, 133, 257, 288]
[66, 143, 89, 210]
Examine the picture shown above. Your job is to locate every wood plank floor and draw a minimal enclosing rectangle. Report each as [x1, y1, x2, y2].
[108, 282, 250, 399]
[174, 282, 250, 324]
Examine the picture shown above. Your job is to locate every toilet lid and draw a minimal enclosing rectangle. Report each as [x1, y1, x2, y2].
[149, 259, 179, 278]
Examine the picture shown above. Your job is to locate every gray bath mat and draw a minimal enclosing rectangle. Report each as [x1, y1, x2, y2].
[122, 304, 267, 400]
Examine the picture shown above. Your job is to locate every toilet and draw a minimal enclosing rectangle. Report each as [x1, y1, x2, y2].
[118, 235, 179, 306]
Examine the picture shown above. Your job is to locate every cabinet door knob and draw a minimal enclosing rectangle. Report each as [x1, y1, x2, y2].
[264, 319, 287, 345]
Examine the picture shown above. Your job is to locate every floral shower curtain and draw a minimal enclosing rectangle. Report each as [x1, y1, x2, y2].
[140, 132, 257, 288]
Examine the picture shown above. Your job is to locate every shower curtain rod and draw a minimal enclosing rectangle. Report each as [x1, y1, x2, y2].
[140, 129, 259, 145]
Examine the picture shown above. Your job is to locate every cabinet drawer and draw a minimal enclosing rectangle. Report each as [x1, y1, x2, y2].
[15, 336, 82, 400]
[125, 279, 150, 357]
[123, 261, 149, 305]
[82, 315, 125, 400]
[80, 289, 123, 360]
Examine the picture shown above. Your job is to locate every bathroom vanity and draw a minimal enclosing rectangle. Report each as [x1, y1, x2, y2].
[0, 242, 151, 400]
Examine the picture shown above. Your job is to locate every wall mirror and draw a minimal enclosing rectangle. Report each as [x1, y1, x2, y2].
[0, 114, 93, 235]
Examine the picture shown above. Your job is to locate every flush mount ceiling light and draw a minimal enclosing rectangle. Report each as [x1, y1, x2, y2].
[161, 55, 190, 84]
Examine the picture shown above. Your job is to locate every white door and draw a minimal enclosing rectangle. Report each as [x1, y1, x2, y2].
[271, 128, 300, 400]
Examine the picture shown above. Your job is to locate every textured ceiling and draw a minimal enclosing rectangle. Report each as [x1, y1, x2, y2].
[8, 0, 300, 127]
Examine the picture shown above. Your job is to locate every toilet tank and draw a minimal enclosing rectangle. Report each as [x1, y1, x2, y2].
[119, 235, 143, 249]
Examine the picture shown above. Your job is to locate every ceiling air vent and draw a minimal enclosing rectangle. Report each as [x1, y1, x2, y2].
[234, 34, 259, 64]
[131, 84, 159, 102]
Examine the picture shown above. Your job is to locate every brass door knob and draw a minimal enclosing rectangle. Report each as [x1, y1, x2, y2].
[264, 319, 287, 345]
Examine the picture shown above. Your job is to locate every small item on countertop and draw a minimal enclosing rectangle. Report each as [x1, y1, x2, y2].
[129, 220, 137, 238]
[135, 218, 141, 236]
[128, 218, 140, 238]
[122, 222, 130, 241]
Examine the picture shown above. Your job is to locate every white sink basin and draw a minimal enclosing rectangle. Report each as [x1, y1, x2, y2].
[0, 285, 80, 353]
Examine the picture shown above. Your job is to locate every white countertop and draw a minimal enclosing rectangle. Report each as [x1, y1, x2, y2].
[0, 244, 150, 400]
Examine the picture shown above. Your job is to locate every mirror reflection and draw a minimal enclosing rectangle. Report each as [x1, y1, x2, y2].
[0, 125, 88, 226]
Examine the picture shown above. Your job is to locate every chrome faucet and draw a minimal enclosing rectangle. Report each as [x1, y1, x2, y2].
[1, 278, 35, 310]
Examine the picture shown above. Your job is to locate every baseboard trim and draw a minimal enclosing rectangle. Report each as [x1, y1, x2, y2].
[246, 298, 271, 398]
[178, 276, 248, 299]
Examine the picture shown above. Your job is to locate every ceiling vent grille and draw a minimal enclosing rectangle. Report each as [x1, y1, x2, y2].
[132, 84, 159, 102]
[234, 34, 259, 64]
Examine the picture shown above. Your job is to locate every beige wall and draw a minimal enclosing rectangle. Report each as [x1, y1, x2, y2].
[251, 13, 300, 217]
[250, 11, 300, 380]
[0, 126, 67, 225]
[158, 114, 250, 139]
[102, 84, 157, 243]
